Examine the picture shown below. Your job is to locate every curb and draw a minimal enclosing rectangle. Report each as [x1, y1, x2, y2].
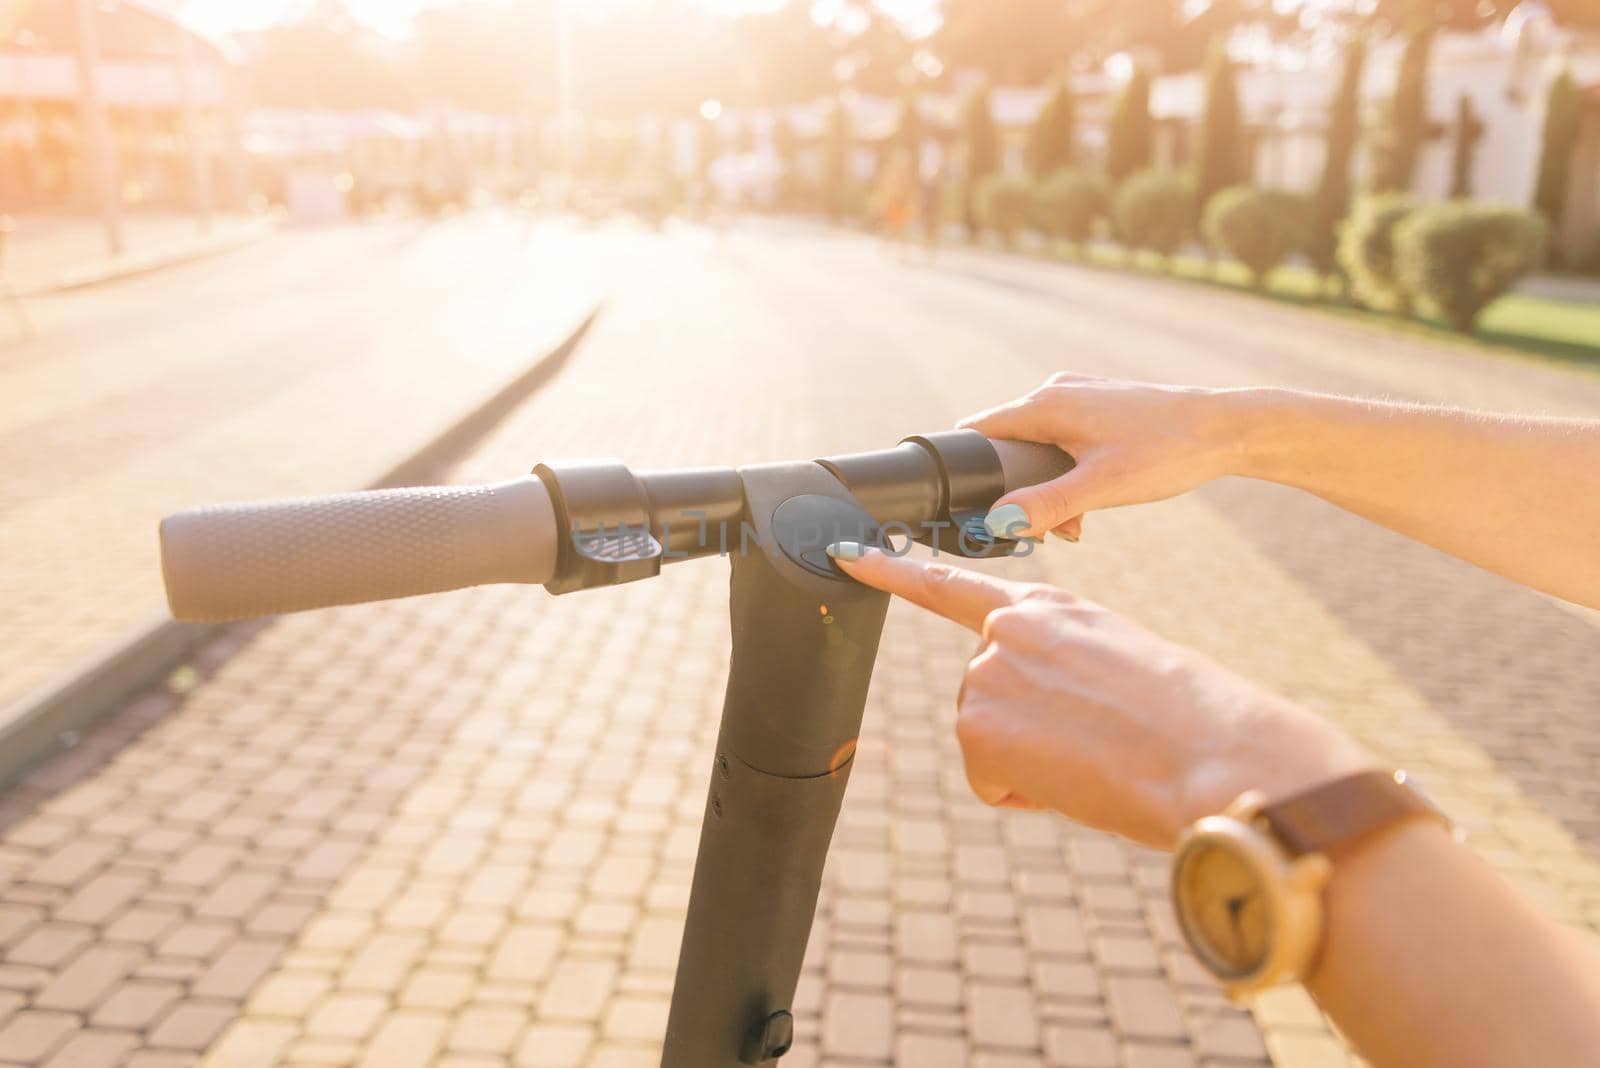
[14, 217, 282, 298]
[0, 302, 602, 793]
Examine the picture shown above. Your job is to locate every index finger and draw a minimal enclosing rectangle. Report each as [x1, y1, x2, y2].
[828, 545, 1023, 632]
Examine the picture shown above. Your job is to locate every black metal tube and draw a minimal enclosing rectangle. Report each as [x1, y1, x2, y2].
[640, 466, 745, 564]
[815, 442, 943, 529]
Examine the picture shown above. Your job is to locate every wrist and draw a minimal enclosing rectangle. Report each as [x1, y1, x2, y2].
[1206, 387, 1307, 481]
[1176, 708, 1374, 835]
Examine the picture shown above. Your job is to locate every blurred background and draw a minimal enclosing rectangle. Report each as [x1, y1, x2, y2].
[1, 0, 1597, 253]
[1, 4, 1599, 1068]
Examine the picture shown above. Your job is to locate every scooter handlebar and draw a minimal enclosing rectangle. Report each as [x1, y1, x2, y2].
[991, 438, 1075, 496]
[160, 438, 1071, 624]
[160, 478, 560, 623]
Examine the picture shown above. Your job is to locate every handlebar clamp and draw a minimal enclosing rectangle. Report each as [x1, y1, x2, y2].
[901, 430, 1025, 560]
[533, 460, 663, 595]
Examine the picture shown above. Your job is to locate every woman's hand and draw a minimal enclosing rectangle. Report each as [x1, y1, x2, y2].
[962, 374, 1264, 540]
[830, 544, 1370, 849]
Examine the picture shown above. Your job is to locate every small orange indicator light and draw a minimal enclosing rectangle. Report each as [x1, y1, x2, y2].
[818, 604, 828, 616]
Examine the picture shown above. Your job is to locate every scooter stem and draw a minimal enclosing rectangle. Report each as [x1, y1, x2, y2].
[661, 461, 890, 1066]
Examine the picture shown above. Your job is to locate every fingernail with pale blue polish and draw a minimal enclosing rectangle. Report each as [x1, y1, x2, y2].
[826, 541, 866, 561]
[982, 504, 1031, 540]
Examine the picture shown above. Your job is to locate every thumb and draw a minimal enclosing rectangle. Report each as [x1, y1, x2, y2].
[988, 461, 1111, 538]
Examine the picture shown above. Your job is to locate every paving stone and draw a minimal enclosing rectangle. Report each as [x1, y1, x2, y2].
[38, 1030, 141, 1068]
[192, 939, 284, 1000]
[512, 1022, 593, 1068]
[535, 958, 618, 1022]
[1043, 1022, 1119, 1068]
[6, 922, 94, 967]
[1105, 977, 1188, 1042]
[356, 1011, 450, 1068]
[304, 992, 388, 1040]
[823, 990, 894, 1061]
[199, 1019, 296, 1068]
[0, 1009, 78, 1061]
[896, 1031, 969, 1066]
[147, 1000, 238, 1051]
[91, 980, 184, 1029]
[32, 944, 142, 1011]
[967, 983, 1041, 1051]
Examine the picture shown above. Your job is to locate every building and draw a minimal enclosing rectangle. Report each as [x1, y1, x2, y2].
[0, 0, 245, 212]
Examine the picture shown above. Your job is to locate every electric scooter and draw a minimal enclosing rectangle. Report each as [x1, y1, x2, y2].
[160, 430, 1072, 1067]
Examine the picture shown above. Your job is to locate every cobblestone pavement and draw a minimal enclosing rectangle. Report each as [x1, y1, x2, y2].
[0, 209, 604, 711]
[0, 219, 1596, 1068]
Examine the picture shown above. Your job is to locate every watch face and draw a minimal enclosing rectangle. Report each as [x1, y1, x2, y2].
[1174, 838, 1273, 979]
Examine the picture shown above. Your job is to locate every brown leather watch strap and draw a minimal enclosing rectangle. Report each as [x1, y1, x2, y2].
[1257, 769, 1450, 857]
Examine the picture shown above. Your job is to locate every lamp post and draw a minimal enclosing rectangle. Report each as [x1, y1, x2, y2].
[71, 0, 124, 256]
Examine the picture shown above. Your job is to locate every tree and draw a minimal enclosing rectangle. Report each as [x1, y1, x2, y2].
[822, 100, 854, 219]
[1106, 66, 1153, 183]
[1192, 42, 1247, 218]
[1369, 24, 1433, 193]
[697, 116, 720, 186]
[1308, 34, 1366, 278]
[1448, 94, 1485, 199]
[893, 93, 922, 162]
[962, 83, 1000, 233]
[935, 0, 1104, 84]
[1026, 77, 1076, 178]
[1533, 69, 1579, 252]
[772, 114, 801, 205]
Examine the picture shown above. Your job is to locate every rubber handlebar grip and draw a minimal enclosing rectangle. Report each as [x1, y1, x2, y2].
[990, 439, 1076, 495]
[160, 478, 559, 623]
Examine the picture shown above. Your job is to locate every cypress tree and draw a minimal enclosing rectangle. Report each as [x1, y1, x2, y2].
[772, 114, 800, 207]
[894, 92, 922, 161]
[962, 83, 1000, 232]
[1448, 93, 1485, 199]
[1106, 66, 1153, 183]
[823, 101, 853, 219]
[1533, 68, 1579, 249]
[1026, 77, 1076, 178]
[1309, 35, 1366, 278]
[1193, 43, 1246, 215]
[1370, 25, 1433, 193]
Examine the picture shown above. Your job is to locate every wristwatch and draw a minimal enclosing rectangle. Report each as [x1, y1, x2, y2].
[1170, 769, 1454, 998]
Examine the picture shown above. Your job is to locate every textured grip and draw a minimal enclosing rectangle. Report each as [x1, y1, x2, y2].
[161, 478, 559, 623]
[991, 439, 1076, 494]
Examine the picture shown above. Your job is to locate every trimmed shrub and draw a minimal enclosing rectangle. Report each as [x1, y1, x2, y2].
[1034, 169, 1111, 250]
[1113, 169, 1193, 261]
[976, 174, 1034, 244]
[1567, 230, 1600, 277]
[1336, 194, 1416, 312]
[1394, 203, 1548, 332]
[1202, 187, 1308, 287]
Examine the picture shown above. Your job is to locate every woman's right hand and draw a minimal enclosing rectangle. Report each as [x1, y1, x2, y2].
[964, 374, 1269, 540]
